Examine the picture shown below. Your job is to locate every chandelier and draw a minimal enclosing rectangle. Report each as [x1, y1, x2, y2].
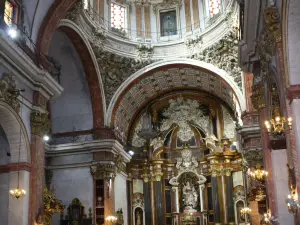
[105, 215, 118, 225]
[249, 165, 268, 180]
[10, 94, 26, 199]
[240, 207, 251, 215]
[265, 115, 292, 136]
[286, 193, 300, 214]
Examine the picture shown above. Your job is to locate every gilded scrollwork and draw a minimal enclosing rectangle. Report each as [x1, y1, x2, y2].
[0, 74, 20, 112]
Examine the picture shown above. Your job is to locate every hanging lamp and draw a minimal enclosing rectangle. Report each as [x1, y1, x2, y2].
[10, 93, 26, 199]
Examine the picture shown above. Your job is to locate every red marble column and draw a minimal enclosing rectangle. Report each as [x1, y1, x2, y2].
[29, 109, 49, 225]
[258, 108, 278, 216]
[29, 134, 45, 224]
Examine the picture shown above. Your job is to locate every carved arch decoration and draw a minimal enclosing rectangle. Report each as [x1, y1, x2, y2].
[106, 59, 246, 139]
[132, 195, 145, 225]
[54, 20, 106, 128]
[0, 75, 31, 163]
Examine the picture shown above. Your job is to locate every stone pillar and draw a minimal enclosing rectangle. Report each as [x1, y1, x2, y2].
[29, 110, 50, 225]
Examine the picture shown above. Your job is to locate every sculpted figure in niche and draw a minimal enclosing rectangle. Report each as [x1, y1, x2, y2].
[182, 181, 198, 210]
[135, 208, 143, 225]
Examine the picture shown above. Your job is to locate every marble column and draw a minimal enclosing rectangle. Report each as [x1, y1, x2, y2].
[155, 181, 164, 225]
[212, 176, 221, 223]
[30, 111, 49, 225]
[226, 173, 235, 224]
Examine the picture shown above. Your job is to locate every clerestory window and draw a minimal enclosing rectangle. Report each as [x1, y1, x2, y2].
[209, 0, 221, 17]
[110, 3, 126, 31]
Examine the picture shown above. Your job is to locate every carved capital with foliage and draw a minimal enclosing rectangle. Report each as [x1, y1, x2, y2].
[0, 74, 20, 112]
[90, 163, 116, 180]
[30, 111, 50, 136]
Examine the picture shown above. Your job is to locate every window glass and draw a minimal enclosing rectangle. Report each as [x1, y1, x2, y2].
[110, 3, 125, 30]
[4, 1, 14, 26]
[209, 0, 221, 17]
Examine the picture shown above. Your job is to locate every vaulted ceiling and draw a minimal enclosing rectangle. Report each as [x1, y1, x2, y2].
[107, 62, 244, 138]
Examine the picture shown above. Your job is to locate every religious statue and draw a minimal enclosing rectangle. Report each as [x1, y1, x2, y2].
[182, 181, 198, 211]
[135, 209, 143, 225]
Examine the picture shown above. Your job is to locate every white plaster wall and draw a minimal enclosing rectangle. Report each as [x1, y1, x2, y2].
[8, 171, 30, 225]
[23, 0, 55, 43]
[287, 0, 300, 84]
[271, 150, 294, 224]
[114, 173, 128, 225]
[292, 99, 300, 175]
[51, 167, 94, 225]
[49, 31, 93, 133]
[0, 173, 9, 225]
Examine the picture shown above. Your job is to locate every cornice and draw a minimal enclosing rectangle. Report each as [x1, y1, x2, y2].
[45, 139, 132, 162]
[287, 85, 300, 102]
[0, 31, 63, 100]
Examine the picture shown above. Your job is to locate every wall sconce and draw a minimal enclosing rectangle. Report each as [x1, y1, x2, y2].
[265, 116, 292, 136]
[286, 193, 300, 214]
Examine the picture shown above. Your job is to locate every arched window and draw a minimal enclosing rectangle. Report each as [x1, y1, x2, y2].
[111, 2, 126, 30]
[4, 1, 14, 26]
[209, 0, 221, 17]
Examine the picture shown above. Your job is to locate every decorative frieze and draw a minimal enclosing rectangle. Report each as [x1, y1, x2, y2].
[0, 74, 20, 112]
[30, 111, 50, 136]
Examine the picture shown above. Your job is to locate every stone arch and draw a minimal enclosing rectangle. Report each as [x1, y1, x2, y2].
[36, 0, 78, 55]
[0, 101, 30, 163]
[0, 101, 31, 225]
[106, 59, 246, 136]
[53, 19, 106, 128]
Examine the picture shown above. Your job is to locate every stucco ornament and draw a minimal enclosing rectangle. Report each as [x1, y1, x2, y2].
[132, 118, 147, 147]
[0, 74, 20, 112]
[92, 45, 154, 104]
[160, 97, 209, 142]
[190, 28, 242, 90]
[222, 106, 235, 139]
[133, 196, 144, 209]
[176, 146, 198, 173]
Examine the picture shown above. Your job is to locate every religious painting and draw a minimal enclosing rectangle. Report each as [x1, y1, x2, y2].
[4, 1, 14, 26]
[134, 207, 143, 225]
[160, 10, 177, 36]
